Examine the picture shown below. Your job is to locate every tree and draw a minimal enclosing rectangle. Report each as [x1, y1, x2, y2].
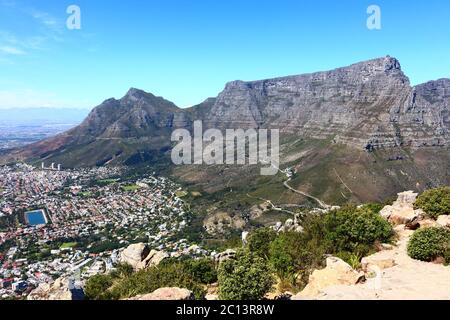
[218, 249, 275, 300]
[247, 227, 277, 259]
[321, 205, 394, 256]
[183, 258, 217, 284]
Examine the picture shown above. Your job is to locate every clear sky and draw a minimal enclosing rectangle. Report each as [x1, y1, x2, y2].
[0, 0, 449, 109]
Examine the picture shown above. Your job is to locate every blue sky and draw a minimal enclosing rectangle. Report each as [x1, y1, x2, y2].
[0, 0, 449, 109]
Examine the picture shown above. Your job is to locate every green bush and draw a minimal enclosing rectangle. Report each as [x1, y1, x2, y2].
[407, 227, 450, 262]
[183, 258, 217, 284]
[218, 249, 275, 300]
[84, 274, 114, 300]
[414, 187, 450, 219]
[247, 227, 277, 259]
[109, 260, 206, 299]
[321, 205, 394, 257]
[269, 231, 323, 288]
[84, 259, 208, 300]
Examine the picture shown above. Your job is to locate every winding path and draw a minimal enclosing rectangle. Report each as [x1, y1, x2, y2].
[283, 177, 330, 209]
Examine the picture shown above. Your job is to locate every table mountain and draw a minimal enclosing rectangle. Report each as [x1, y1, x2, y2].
[1, 56, 449, 204]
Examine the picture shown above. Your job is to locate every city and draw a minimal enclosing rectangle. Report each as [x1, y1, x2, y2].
[0, 163, 207, 299]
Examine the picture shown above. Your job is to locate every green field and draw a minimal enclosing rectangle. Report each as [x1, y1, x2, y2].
[121, 184, 141, 192]
[175, 190, 188, 197]
[60, 242, 77, 249]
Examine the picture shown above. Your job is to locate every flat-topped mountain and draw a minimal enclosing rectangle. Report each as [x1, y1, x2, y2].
[1, 56, 449, 204]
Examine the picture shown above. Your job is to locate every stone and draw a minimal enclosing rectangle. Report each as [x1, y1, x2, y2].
[120, 243, 168, 270]
[214, 249, 236, 263]
[120, 243, 150, 270]
[361, 254, 396, 272]
[140, 249, 169, 269]
[127, 287, 194, 300]
[292, 257, 364, 299]
[379, 191, 419, 225]
[405, 219, 420, 230]
[419, 218, 439, 228]
[436, 215, 450, 228]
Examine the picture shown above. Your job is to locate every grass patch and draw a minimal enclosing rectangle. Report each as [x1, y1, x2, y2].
[60, 242, 77, 249]
[121, 184, 141, 192]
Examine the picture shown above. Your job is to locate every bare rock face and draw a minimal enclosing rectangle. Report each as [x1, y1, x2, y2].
[292, 257, 364, 299]
[380, 191, 420, 225]
[126, 287, 194, 300]
[120, 243, 167, 270]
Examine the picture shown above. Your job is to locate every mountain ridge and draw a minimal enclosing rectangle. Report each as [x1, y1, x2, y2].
[1, 56, 448, 178]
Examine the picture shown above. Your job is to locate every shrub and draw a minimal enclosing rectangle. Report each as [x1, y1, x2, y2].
[183, 258, 217, 284]
[269, 231, 322, 288]
[321, 205, 394, 257]
[247, 227, 277, 259]
[414, 187, 450, 219]
[109, 261, 206, 299]
[407, 227, 450, 262]
[218, 249, 275, 300]
[84, 274, 114, 300]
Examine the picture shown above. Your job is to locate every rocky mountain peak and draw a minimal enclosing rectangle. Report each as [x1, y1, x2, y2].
[123, 88, 152, 102]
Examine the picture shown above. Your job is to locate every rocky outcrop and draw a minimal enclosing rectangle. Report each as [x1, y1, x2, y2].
[292, 257, 364, 299]
[126, 287, 194, 300]
[120, 243, 168, 270]
[214, 249, 236, 264]
[380, 191, 422, 225]
[304, 224, 450, 300]
[27, 277, 83, 300]
[203, 211, 246, 235]
[273, 213, 305, 233]
[141, 249, 170, 269]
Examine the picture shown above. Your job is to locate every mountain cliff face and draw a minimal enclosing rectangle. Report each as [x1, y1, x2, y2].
[203, 56, 448, 149]
[1, 56, 449, 204]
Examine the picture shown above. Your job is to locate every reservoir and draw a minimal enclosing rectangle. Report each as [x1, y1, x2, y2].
[25, 209, 47, 226]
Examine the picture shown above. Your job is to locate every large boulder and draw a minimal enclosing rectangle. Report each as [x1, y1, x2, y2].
[140, 249, 169, 269]
[120, 243, 167, 270]
[380, 191, 420, 225]
[127, 287, 194, 300]
[292, 257, 364, 299]
[120, 243, 150, 270]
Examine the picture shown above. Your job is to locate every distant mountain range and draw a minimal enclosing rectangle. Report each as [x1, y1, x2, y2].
[0, 108, 89, 126]
[1, 56, 449, 205]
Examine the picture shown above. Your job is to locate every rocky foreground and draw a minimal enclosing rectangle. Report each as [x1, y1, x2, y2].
[291, 191, 450, 300]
